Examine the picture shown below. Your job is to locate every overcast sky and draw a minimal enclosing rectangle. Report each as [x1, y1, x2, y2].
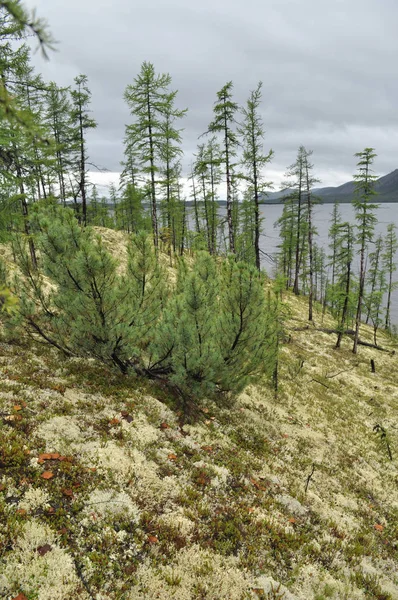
[24, 0, 398, 193]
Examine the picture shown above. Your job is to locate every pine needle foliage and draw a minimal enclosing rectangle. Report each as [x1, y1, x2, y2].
[11, 206, 165, 369]
[9, 207, 277, 403]
[150, 253, 276, 398]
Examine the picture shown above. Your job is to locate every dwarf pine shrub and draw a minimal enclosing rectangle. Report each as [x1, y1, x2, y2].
[9, 206, 278, 401]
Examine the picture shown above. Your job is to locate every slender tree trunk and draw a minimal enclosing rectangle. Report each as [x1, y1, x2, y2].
[146, 91, 158, 248]
[353, 156, 375, 354]
[16, 161, 37, 269]
[306, 178, 314, 321]
[336, 250, 352, 349]
[201, 173, 211, 253]
[253, 148, 261, 271]
[353, 247, 365, 354]
[52, 113, 67, 206]
[293, 176, 303, 295]
[210, 159, 217, 254]
[224, 113, 235, 254]
[191, 173, 201, 234]
[26, 85, 47, 201]
[366, 241, 381, 324]
[385, 256, 393, 330]
[165, 160, 173, 255]
[77, 103, 87, 226]
[180, 192, 186, 256]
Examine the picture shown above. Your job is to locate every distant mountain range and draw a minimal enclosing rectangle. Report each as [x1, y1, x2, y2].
[260, 168, 398, 204]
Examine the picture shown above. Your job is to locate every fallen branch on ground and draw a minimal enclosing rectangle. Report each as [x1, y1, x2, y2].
[290, 326, 390, 352]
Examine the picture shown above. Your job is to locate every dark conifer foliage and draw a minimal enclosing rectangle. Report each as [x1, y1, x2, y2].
[352, 148, 379, 353]
[238, 82, 273, 270]
[8, 206, 277, 402]
[205, 82, 239, 254]
[0, 3, 396, 371]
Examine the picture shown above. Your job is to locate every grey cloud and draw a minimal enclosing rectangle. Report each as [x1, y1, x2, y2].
[25, 0, 398, 186]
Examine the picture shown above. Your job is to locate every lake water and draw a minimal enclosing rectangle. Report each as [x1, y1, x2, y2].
[259, 202, 398, 324]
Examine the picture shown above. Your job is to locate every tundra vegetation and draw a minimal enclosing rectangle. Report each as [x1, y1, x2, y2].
[0, 3, 398, 600]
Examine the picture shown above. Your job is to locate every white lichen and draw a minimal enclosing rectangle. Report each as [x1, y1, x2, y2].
[0, 520, 82, 600]
[19, 487, 51, 512]
[82, 488, 140, 523]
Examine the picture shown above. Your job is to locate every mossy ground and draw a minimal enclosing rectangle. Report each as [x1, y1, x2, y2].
[1, 239, 398, 599]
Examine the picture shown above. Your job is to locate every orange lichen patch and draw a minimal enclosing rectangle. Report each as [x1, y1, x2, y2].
[4, 414, 22, 422]
[41, 471, 54, 480]
[168, 453, 177, 461]
[39, 453, 72, 463]
[250, 477, 266, 491]
[59, 455, 74, 462]
[51, 384, 66, 394]
[147, 535, 159, 544]
[38, 453, 53, 461]
[201, 445, 214, 453]
[109, 418, 120, 426]
[160, 422, 170, 430]
[374, 523, 384, 531]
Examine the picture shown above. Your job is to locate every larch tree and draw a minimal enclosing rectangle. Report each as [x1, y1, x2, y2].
[158, 95, 187, 253]
[204, 137, 222, 255]
[206, 81, 239, 254]
[119, 140, 145, 232]
[313, 243, 327, 306]
[44, 82, 74, 206]
[303, 148, 320, 321]
[352, 148, 379, 354]
[328, 202, 342, 311]
[365, 235, 383, 325]
[0, 40, 51, 267]
[192, 138, 221, 254]
[335, 222, 355, 349]
[70, 74, 97, 226]
[238, 81, 273, 271]
[124, 62, 185, 248]
[87, 184, 99, 225]
[0, 1, 55, 59]
[189, 160, 203, 241]
[282, 147, 307, 295]
[276, 195, 297, 290]
[365, 235, 386, 345]
[383, 223, 398, 330]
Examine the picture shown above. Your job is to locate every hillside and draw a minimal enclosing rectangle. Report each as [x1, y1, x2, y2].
[1, 232, 398, 600]
[262, 168, 398, 204]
